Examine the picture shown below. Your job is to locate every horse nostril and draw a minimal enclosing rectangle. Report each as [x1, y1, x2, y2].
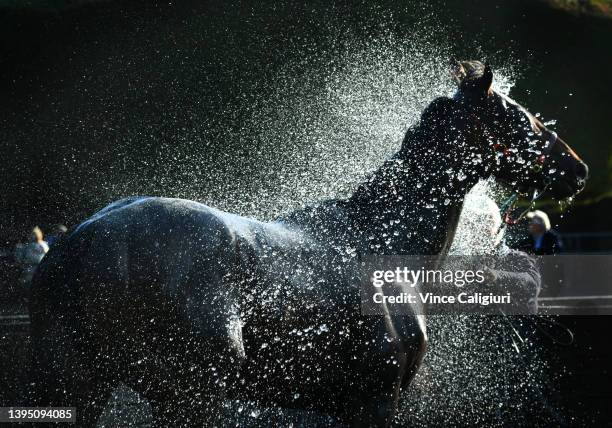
[575, 162, 589, 181]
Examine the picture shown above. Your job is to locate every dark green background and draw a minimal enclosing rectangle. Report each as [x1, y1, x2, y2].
[1, 0, 611, 241]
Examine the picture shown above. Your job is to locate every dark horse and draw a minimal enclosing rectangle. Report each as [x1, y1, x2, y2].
[29, 61, 588, 427]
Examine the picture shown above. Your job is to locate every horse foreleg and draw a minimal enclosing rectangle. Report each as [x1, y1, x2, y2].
[343, 314, 426, 428]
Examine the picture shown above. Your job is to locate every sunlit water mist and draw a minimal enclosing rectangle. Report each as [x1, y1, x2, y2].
[97, 28, 557, 427]
[181, 38, 456, 220]
[396, 180, 561, 427]
[101, 31, 515, 221]
[196, 41, 516, 221]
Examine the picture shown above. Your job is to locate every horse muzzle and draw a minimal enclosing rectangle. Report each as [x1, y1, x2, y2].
[548, 159, 589, 199]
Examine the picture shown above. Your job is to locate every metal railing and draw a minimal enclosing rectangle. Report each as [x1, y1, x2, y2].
[561, 232, 612, 253]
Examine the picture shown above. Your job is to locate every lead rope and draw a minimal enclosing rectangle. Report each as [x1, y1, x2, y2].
[498, 179, 551, 228]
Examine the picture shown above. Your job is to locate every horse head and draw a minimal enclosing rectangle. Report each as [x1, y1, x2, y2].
[341, 60, 589, 253]
[451, 60, 588, 202]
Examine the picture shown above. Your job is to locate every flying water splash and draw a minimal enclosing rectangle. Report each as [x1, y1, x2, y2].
[175, 35, 516, 222]
[94, 21, 563, 427]
[192, 38, 456, 220]
[395, 180, 563, 427]
[98, 30, 470, 219]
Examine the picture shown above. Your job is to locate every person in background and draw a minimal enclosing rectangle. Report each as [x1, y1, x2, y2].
[13, 226, 49, 285]
[46, 224, 68, 247]
[451, 193, 541, 314]
[451, 191, 564, 425]
[522, 210, 565, 297]
[523, 210, 563, 255]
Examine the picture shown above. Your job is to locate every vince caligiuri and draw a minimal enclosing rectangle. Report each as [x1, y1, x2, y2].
[372, 292, 511, 306]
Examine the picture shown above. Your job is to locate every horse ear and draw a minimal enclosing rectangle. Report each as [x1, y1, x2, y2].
[452, 60, 493, 98]
[478, 63, 494, 95]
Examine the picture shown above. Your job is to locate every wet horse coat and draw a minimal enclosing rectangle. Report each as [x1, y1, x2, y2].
[29, 61, 588, 427]
[30, 195, 427, 426]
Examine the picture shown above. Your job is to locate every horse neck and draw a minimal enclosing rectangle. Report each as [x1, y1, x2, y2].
[347, 126, 482, 255]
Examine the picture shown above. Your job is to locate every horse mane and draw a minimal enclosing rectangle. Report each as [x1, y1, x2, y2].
[282, 94, 479, 255]
[350, 96, 458, 208]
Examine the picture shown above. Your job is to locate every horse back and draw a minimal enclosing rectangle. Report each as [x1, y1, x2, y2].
[29, 197, 258, 354]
